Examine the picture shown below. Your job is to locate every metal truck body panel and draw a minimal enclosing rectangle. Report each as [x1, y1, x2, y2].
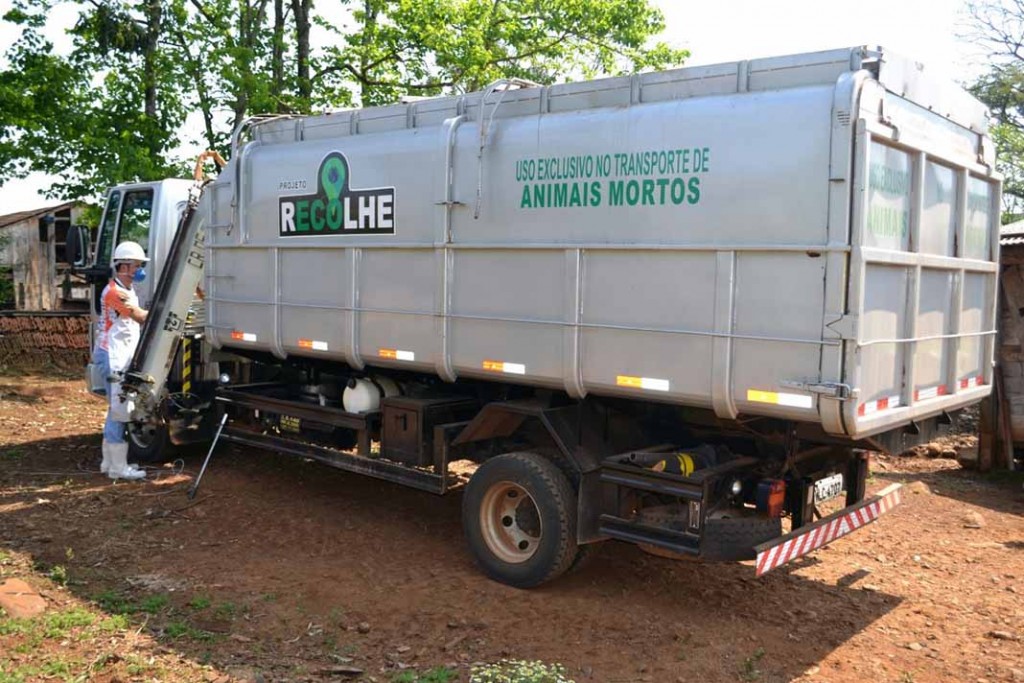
[198, 47, 1000, 440]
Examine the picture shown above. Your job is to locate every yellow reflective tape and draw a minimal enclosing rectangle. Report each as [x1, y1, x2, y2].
[617, 375, 669, 391]
[299, 339, 328, 351]
[483, 360, 525, 375]
[747, 389, 813, 409]
[380, 348, 415, 362]
[747, 389, 780, 404]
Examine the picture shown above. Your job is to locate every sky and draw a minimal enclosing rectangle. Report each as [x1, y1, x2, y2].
[0, 0, 991, 214]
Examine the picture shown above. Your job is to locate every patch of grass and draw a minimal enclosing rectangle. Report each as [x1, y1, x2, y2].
[392, 668, 458, 683]
[163, 620, 215, 642]
[2, 607, 96, 642]
[214, 601, 237, 620]
[41, 607, 95, 638]
[2, 447, 25, 459]
[47, 564, 68, 586]
[740, 647, 766, 682]
[0, 663, 31, 683]
[260, 592, 278, 602]
[97, 614, 130, 632]
[12, 636, 42, 654]
[93, 590, 133, 615]
[898, 672, 915, 683]
[40, 659, 73, 677]
[137, 594, 170, 614]
[0, 617, 33, 637]
[123, 654, 153, 676]
[188, 595, 211, 610]
[126, 661, 148, 676]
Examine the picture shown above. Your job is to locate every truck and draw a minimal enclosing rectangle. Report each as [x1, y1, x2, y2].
[67, 46, 1001, 588]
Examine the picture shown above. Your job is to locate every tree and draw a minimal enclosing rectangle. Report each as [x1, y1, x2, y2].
[0, 0, 686, 201]
[967, 0, 1024, 221]
[317, 0, 687, 107]
[0, 0, 188, 199]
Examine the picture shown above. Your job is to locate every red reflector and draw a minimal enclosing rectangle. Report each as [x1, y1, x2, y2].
[756, 479, 787, 518]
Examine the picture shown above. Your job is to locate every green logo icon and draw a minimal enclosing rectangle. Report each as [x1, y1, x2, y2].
[280, 152, 395, 236]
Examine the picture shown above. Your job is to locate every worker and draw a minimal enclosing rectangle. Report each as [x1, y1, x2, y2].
[93, 241, 150, 480]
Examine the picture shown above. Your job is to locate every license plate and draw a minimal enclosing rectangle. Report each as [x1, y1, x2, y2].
[814, 473, 844, 503]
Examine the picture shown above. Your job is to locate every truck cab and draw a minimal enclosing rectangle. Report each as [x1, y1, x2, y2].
[84, 180, 193, 316]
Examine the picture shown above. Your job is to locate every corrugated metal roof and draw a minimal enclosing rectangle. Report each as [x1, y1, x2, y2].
[0, 202, 78, 230]
[1002, 235, 1024, 247]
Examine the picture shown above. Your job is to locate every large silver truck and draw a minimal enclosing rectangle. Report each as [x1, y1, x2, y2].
[69, 46, 1001, 587]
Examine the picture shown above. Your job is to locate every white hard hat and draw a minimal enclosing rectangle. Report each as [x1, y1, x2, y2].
[112, 241, 149, 263]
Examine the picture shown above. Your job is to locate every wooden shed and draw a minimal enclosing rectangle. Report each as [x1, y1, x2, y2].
[983, 220, 1024, 470]
[0, 202, 89, 311]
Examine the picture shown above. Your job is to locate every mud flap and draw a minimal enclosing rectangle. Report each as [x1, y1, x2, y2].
[753, 483, 902, 577]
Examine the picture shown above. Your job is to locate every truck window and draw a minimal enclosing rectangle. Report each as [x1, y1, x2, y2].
[94, 191, 121, 269]
[118, 189, 154, 249]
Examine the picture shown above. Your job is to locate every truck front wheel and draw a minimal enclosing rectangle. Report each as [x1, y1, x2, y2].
[462, 452, 580, 588]
[127, 421, 171, 463]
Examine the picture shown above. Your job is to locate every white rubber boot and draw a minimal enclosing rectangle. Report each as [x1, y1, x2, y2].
[107, 442, 146, 481]
[100, 441, 112, 474]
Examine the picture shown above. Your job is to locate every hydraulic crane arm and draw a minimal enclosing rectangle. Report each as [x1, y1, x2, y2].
[121, 151, 224, 419]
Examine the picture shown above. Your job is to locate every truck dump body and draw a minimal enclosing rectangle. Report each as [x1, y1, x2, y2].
[201, 47, 1000, 440]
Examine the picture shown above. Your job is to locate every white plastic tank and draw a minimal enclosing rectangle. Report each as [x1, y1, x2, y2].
[343, 377, 401, 413]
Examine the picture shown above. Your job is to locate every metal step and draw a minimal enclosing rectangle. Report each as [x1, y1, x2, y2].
[598, 514, 700, 556]
[220, 427, 447, 495]
[599, 463, 704, 501]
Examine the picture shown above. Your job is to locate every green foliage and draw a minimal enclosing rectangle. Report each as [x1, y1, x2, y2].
[0, 264, 12, 307]
[0, 607, 95, 640]
[1, 0, 187, 198]
[967, 2, 1024, 221]
[46, 564, 68, 586]
[137, 593, 170, 614]
[739, 647, 766, 681]
[214, 600, 237, 619]
[1, 0, 684, 201]
[163, 620, 214, 641]
[392, 668, 458, 683]
[188, 594, 211, 610]
[470, 659, 574, 683]
[320, 0, 688, 106]
[93, 589, 134, 615]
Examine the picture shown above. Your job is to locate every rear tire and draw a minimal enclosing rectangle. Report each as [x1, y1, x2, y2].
[462, 452, 579, 588]
[127, 421, 172, 464]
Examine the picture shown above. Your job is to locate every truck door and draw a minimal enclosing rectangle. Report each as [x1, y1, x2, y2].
[89, 186, 157, 351]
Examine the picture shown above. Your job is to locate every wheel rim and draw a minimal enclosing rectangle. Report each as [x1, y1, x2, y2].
[128, 422, 159, 451]
[479, 480, 543, 564]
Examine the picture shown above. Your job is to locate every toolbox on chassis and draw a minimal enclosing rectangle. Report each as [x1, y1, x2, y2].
[69, 46, 1000, 588]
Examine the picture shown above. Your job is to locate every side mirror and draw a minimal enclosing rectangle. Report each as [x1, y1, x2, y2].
[65, 224, 91, 267]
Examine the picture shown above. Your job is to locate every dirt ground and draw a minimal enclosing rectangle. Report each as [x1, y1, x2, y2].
[1, 374, 1023, 683]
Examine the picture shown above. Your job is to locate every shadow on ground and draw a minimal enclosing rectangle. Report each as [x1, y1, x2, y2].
[0, 433, 903, 682]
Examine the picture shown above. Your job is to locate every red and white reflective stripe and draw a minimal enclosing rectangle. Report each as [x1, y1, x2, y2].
[914, 384, 948, 402]
[754, 484, 902, 577]
[960, 375, 985, 390]
[857, 394, 901, 417]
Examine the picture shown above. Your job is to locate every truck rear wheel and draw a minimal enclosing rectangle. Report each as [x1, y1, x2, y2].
[462, 452, 579, 588]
